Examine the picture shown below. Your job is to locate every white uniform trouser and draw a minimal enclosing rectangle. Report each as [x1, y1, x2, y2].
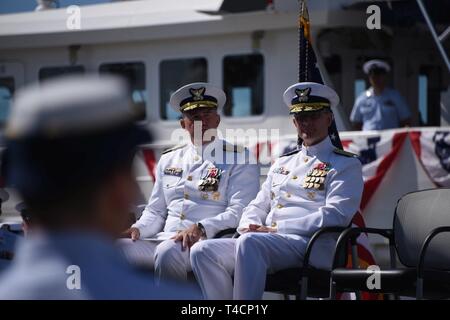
[117, 239, 191, 284]
[190, 232, 307, 300]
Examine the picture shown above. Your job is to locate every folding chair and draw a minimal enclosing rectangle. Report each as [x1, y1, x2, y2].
[264, 226, 351, 300]
[330, 188, 450, 299]
[0, 223, 23, 272]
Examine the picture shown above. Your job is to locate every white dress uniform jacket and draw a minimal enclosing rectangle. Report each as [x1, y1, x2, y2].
[190, 137, 364, 299]
[134, 138, 260, 239]
[119, 138, 259, 283]
[239, 136, 363, 242]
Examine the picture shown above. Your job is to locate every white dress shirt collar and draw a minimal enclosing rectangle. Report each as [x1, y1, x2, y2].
[188, 138, 223, 162]
[301, 136, 334, 158]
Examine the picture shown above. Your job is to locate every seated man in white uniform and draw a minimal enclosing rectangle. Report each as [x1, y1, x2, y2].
[190, 82, 364, 300]
[119, 83, 260, 284]
[0, 75, 200, 299]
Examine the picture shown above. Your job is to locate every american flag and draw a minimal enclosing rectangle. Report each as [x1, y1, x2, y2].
[298, 0, 380, 299]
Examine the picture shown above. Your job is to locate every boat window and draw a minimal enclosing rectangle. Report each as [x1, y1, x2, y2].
[99, 62, 147, 121]
[418, 75, 428, 125]
[159, 58, 207, 120]
[0, 77, 14, 127]
[419, 66, 442, 126]
[354, 79, 366, 100]
[223, 54, 264, 117]
[39, 65, 85, 81]
[324, 54, 342, 100]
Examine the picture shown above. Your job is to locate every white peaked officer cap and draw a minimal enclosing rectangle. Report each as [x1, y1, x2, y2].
[6, 74, 140, 139]
[363, 59, 391, 74]
[283, 82, 340, 114]
[169, 82, 226, 113]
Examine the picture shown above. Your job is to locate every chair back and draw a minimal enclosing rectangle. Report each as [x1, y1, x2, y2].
[394, 188, 450, 269]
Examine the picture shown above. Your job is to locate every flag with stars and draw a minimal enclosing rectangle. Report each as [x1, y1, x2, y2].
[298, 0, 380, 300]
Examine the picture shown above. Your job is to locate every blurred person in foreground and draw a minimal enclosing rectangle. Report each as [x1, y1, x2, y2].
[0, 74, 201, 299]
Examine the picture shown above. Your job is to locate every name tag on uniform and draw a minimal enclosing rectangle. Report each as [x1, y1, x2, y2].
[273, 167, 290, 175]
[164, 167, 183, 177]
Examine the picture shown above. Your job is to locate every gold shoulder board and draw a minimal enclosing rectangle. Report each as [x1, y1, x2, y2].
[333, 148, 358, 158]
[223, 144, 244, 153]
[161, 144, 187, 155]
[280, 148, 301, 158]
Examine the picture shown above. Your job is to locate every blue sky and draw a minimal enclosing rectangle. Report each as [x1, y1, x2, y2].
[0, 0, 109, 14]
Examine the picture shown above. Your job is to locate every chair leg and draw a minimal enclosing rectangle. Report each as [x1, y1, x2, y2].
[416, 278, 424, 300]
[351, 243, 363, 299]
[329, 279, 337, 300]
[389, 293, 399, 300]
[300, 276, 308, 300]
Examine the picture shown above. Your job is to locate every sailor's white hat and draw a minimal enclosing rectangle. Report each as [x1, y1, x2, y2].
[6, 74, 139, 139]
[169, 82, 226, 113]
[363, 59, 391, 74]
[283, 82, 339, 114]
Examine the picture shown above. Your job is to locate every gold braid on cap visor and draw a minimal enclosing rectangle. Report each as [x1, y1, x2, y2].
[180, 100, 218, 112]
[289, 102, 330, 113]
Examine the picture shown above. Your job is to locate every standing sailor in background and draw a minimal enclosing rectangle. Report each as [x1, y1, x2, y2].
[119, 82, 260, 284]
[350, 59, 411, 131]
[0, 75, 200, 299]
[190, 82, 364, 300]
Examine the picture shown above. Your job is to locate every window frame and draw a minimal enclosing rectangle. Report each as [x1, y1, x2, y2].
[0, 76, 15, 127]
[98, 61, 148, 123]
[158, 56, 209, 121]
[222, 53, 265, 118]
[38, 65, 85, 81]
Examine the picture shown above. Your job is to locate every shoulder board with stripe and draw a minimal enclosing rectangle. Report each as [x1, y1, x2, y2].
[223, 144, 244, 153]
[279, 148, 300, 158]
[161, 144, 187, 155]
[333, 148, 358, 158]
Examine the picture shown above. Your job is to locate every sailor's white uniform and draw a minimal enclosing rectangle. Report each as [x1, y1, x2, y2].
[350, 87, 411, 130]
[190, 136, 363, 299]
[351, 59, 411, 130]
[119, 137, 260, 282]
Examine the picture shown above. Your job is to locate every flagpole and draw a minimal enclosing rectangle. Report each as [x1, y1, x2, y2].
[297, 0, 344, 150]
[298, 0, 304, 82]
[298, 0, 311, 83]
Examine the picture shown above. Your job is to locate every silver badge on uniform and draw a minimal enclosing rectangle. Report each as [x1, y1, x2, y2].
[164, 167, 183, 177]
[295, 87, 311, 102]
[273, 167, 290, 175]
